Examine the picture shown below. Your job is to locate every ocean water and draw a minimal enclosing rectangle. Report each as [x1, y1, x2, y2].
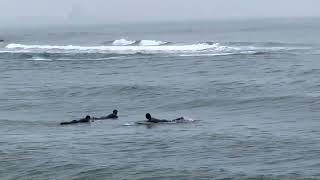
[1, 18, 320, 180]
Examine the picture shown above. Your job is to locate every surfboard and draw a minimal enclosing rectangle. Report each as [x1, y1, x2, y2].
[135, 121, 154, 125]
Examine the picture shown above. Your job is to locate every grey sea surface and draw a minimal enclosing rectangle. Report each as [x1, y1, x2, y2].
[1, 19, 320, 179]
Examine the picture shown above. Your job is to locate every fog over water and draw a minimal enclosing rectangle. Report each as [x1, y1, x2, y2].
[0, 0, 320, 27]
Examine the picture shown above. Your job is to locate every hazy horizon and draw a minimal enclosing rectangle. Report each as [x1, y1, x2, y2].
[1, 0, 320, 27]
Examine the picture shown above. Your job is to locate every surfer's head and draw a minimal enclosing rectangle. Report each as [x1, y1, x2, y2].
[145, 113, 151, 120]
[113, 109, 118, 115]
[85, 115, 91, 120]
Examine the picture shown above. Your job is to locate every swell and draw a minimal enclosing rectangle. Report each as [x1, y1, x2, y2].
[112, 38, 168, 46]
[0, 52, 134, 61]
[0, 40, 317, 64]
[157, 94, 320, 112]
[1, 40, 314, 59]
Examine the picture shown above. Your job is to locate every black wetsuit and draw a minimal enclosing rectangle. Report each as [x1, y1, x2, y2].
[147, 117, 184, 123]
[94, 113, 118, 120]
[147, 117, 171, 123]
[172, 117, 184, 121]
[60, 118, 91, 125]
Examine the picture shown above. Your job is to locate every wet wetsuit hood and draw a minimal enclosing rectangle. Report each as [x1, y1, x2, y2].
[146, 113, 151, 120]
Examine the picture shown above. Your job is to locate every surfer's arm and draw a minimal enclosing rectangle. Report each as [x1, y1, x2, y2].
[106, 114, 118, 119]
[157, 119, 171, 122]
[94, 114, 117, 120]
[172, 117, 184, 121]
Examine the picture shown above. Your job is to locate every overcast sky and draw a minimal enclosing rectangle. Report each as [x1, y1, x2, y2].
[1, 0, 320, 27]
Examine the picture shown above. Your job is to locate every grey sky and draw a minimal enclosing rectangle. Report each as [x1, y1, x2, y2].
[1, 0, 320, 26]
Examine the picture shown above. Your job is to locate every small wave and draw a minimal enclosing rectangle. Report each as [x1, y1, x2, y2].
[138, 40, 167, 46]
[179, 51, 268, 57]
[4, 40, 314, 57]
[112, 38, 135, 46]
[0, 51, 133, 61]
[0, 50, 33, 53]
[112, 39, 168, 46]
[5, 43, 218, 53]
[123, 122, 135, 126]
[28, 57, 52, 61]
[179, 53, 235, 57]
[55, 56, 129, 61]
[238, 45, 311, 52]
[177, 117, 197, 122]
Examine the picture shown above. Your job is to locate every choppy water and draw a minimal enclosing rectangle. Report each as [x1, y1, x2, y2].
[1, 19, 320, 180]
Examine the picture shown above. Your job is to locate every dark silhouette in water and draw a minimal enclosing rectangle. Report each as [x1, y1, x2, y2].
[59, 110, 118, 125]
[94, 109, 118, 120]
[0, 40, 4, 42]
[145, 113, 184, 123]
[60, 115, 92, 125]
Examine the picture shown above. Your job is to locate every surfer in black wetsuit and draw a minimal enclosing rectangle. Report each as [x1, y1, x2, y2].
[60, 115, 92, 125]
[94, 110, 118, 120]
[145, 113, 184, 123]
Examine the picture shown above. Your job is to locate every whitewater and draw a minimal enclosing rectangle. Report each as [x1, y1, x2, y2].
[3, 39, 315, 58]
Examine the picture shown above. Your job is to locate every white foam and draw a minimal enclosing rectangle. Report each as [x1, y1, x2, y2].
[139, 40, 167, 46]
[6, 42, 306, 56]
[0, 49, 32, 53]
[123, 123, 134, 126]
[112, 39, 167, 46]
[29, 57, 52, 61]
[112, 38, 135, 46]
[183, 117, 195, 122]
[238, 45, 310, 51]
[6, 43, 219, 53]
[179, 53, 235, 57]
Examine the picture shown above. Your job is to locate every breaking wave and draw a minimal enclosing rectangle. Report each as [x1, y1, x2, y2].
[112, 39, 168, 46]
[112, 39, 136, 46]
[2, 40, 314, 60]
[139, 40, 167, 46]
[5, 42, 222, 53]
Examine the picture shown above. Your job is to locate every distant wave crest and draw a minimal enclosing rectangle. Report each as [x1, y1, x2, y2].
[112, 38, 135, 46]
[139, 40, 167, 46]
[5, 42, 219, 53]
[112, 38, 168, 46]
[3, 39, 314, 59]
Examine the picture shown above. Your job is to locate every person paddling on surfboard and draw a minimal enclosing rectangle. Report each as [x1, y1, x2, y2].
[145, 113, 184, 123]
[93, 109, 118, 120]
[60, 115, 92, 125]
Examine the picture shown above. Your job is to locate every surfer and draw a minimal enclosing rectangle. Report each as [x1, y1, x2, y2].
[93, 109, 118, 120]
[60, 115, 92, 125]
[145, 113, 184, 123]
